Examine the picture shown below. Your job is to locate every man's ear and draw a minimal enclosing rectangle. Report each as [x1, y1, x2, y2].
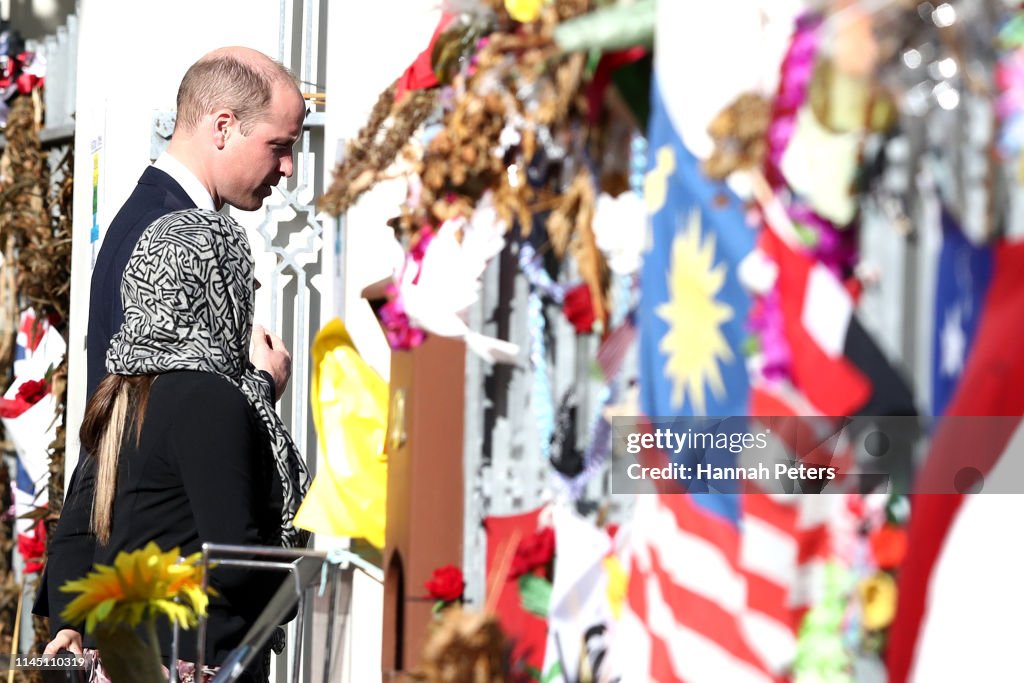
[213, 110, 234, 150]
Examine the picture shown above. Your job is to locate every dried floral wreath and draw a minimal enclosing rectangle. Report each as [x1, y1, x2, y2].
[319, 0, 613, 338]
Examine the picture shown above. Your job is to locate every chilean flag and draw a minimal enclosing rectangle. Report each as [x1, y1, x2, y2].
[930, 208, 992, 417]
[888, 239, 1024, 681]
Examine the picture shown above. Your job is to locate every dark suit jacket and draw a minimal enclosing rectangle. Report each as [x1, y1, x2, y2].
[86, 165, 196, 400]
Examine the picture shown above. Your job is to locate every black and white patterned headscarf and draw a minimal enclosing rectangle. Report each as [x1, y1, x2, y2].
[107, 209, 311, 548]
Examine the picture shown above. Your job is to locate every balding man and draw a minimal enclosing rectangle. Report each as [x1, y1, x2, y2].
[37, 47, 306, 676]
[87, 46, 306, 401]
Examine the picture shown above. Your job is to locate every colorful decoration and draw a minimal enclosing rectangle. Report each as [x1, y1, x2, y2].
[793, 562, 855, 683]
[320, 1, 617, 358]
[313, 3, 1015, 678]
[0, 373, 50, 417]
[484, 508, 548, 675]
[869, 524, 908, 571]
[762, 14, 858, 269]
[562, 283, 596, 334]
[17, 517, 46, 573]
[997, 10, 1024, 177]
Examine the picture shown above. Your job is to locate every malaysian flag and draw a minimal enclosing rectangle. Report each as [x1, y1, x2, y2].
[621, 2, 853, 677]
[613, 382, 850, 682]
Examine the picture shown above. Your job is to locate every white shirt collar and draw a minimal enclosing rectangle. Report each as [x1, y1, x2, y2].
[153, 152, 216, 211]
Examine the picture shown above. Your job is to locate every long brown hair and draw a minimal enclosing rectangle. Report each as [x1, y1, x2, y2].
[79, 374, 156, 544]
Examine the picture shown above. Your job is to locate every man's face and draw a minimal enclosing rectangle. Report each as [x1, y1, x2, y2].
[217, 81, 305, 211]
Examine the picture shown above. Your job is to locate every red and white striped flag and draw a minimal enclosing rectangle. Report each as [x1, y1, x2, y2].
[612, 382, 854, 682]
[616, 491, 832, 683]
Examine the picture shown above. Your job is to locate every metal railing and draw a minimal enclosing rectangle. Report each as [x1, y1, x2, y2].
[169, 543, 383, 683]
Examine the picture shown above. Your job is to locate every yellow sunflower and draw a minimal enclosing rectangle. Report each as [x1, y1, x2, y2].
[61, 542, 210, 634]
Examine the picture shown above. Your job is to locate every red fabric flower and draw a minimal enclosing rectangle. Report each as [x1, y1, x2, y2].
[394, 12, 456, 101]
[510, 526, 555, 578]
[18, 518, 46, 574]
[870, 523, 907, 570]
[563, 284, 596, 334]
[15, 379, 49, 405]
[424, 564, 465, 603]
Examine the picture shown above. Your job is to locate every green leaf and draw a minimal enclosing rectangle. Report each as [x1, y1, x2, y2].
[518, 574, 552, 617]
[523, 665, 543, 682]
[542, 662, 564, 683]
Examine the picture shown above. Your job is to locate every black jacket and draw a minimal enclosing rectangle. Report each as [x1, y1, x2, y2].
[43, 371, 285, 665]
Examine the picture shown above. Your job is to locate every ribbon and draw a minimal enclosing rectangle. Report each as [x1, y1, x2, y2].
[518, 242, 563, 462]
[527, 289, 555, 461]
[518, 242, 566, 302]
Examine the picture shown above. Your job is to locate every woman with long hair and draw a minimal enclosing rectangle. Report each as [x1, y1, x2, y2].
[39, 209, 311, 682]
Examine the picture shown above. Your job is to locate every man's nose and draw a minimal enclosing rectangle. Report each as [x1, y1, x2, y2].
[280, 152, 294, 178]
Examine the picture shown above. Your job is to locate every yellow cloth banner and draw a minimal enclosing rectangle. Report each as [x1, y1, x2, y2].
[294, 319, 388, 548]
